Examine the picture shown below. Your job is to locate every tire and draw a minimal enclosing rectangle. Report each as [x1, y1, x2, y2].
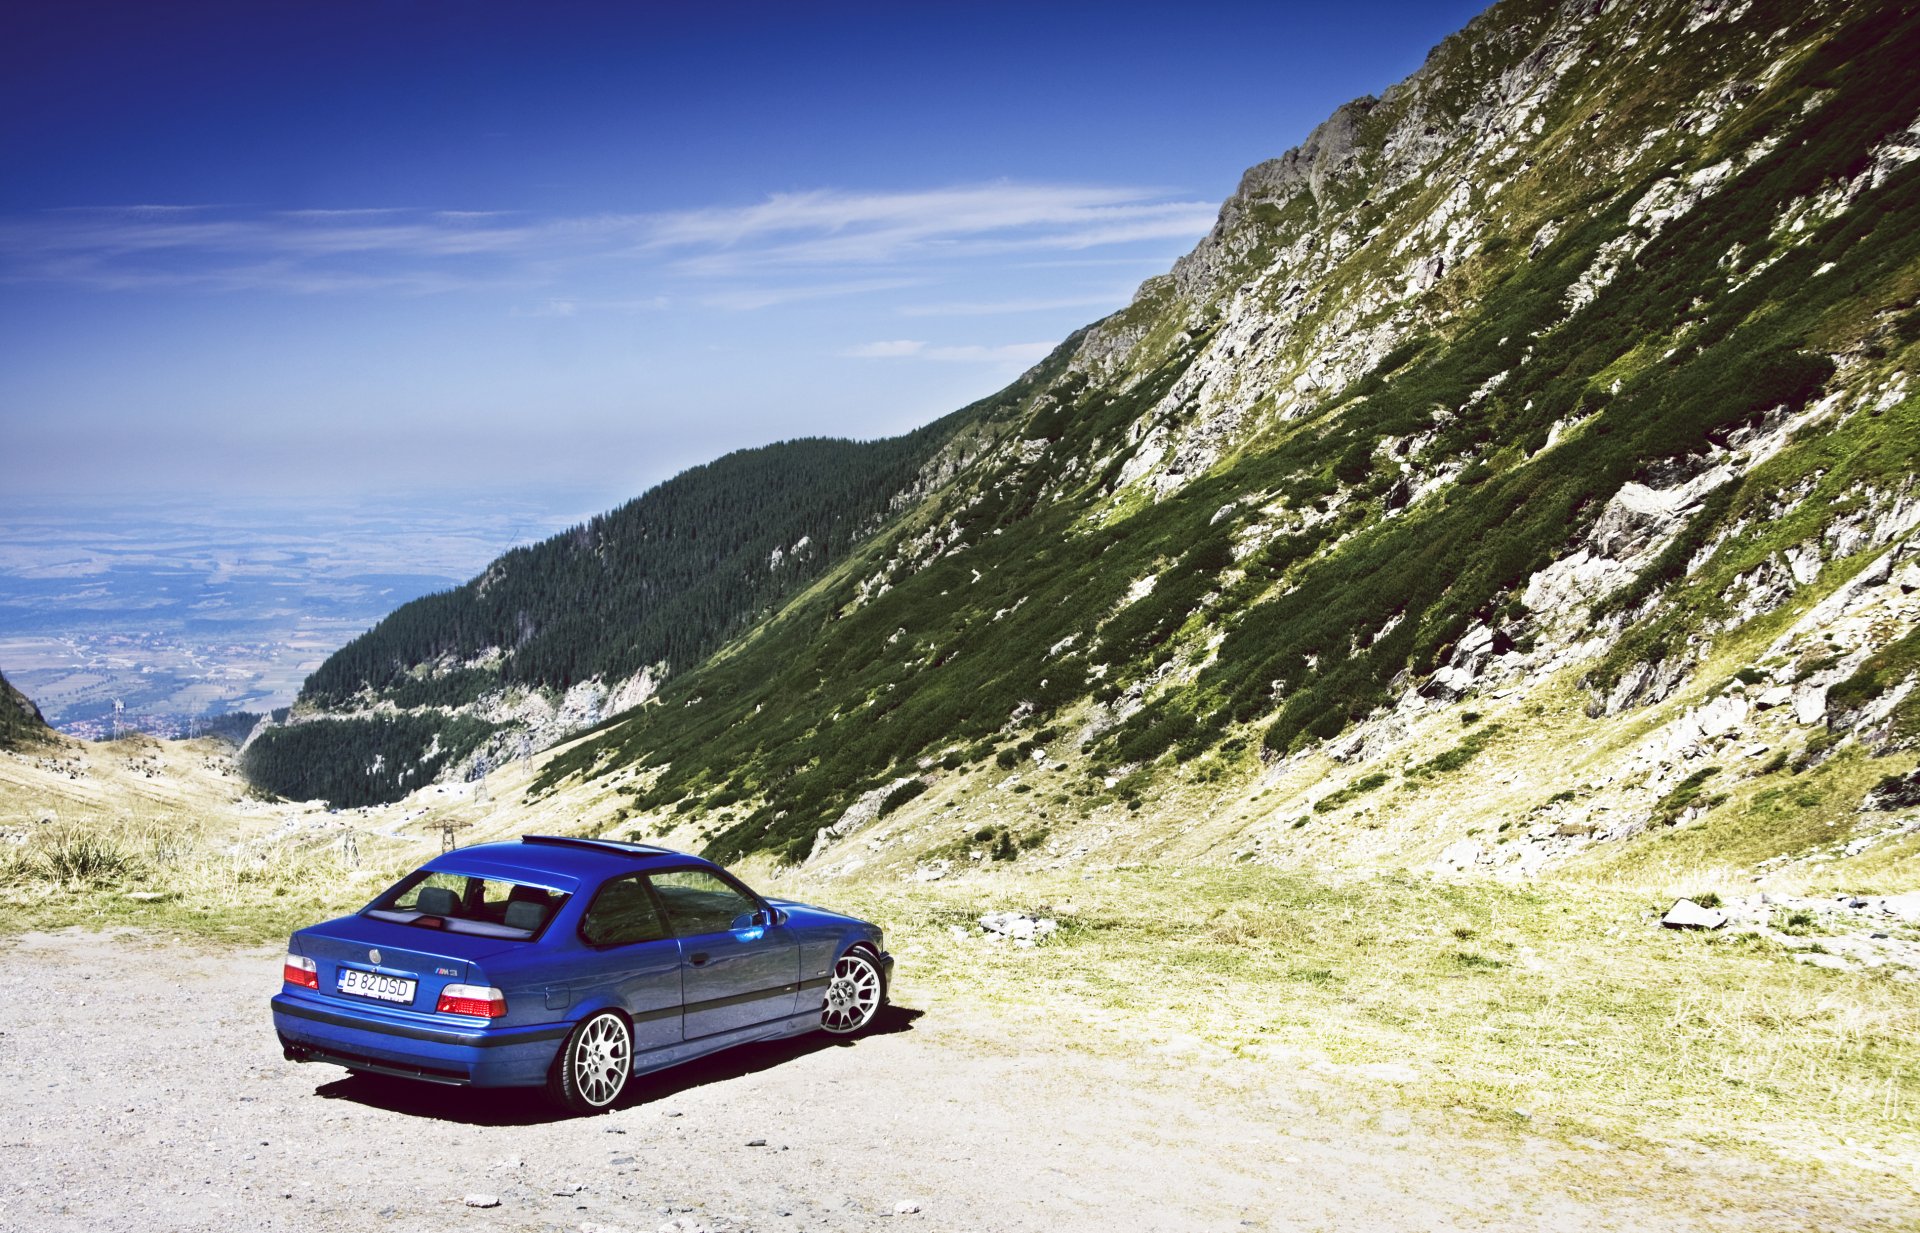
[820, 949, 885, 1035]
[548, 1010, 632, 1114]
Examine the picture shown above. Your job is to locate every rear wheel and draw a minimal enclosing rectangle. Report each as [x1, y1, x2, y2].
[821, 950, 884, 1035]
[548, 1010, 631, 1114]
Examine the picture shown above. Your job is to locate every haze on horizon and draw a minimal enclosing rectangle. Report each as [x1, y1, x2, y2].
[2, 0, 1482, 511]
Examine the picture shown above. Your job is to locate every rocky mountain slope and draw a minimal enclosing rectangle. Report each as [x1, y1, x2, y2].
[272, 0, 1920, 895]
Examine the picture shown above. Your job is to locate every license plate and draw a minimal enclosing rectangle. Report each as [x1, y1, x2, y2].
[338, 968, 416, 1004]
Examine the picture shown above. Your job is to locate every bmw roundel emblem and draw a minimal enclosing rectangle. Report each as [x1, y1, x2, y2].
[369, 948, 382, 966]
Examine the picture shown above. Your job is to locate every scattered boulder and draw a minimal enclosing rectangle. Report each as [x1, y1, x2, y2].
[1424, 664, 1478, 699]
[1695, 693, 1749, 739]
[462, 1194, 500, 1208]
[1793, 685, 1829, 726]
[979, 911, 1059, 945]
[1661, 899, 1728, 930]
[1865, 770, 1920, 812]
[893, 1199, 924, 1215]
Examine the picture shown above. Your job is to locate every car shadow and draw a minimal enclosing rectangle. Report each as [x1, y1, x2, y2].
[312, 1004, 924, 1126]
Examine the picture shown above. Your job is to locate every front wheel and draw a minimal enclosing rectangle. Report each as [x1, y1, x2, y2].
[821, 950, 884, 1035]
[548, 1010, 631, 1114]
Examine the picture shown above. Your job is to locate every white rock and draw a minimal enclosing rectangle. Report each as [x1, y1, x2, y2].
[894, 1200, 923, 1215]
[1435, 839, 1481, 872]
[1698, 693, 1749, 738]
[979, 911, 1059, 944]
[1881, 893, 1920, 923]
[1793, 686, 1828, 726]
[1661, 899, 1727, 929]
[1754, 686, 1792, 709]
[463, 1194, 500, 1208]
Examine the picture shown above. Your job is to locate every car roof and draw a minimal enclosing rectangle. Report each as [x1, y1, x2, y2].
[423, 834, 716, 889]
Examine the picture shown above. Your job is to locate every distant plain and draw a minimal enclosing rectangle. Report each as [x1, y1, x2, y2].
[0, 493, 585, 736]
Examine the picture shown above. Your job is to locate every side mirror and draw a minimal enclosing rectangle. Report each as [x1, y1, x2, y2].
[770, 907, 788, 927]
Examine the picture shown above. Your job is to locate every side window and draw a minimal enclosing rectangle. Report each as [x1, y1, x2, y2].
[580, 875, 668, 948]
[650, 869, 757, 937]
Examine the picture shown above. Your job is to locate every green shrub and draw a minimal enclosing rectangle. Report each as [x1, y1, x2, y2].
[876, 778, 928, 818]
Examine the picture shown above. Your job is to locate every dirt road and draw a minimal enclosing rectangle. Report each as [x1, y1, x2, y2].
[0, 930, 1903, 1232]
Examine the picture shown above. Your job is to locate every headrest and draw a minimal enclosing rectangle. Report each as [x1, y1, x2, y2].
[504, 899, 546, 931]
[416, 885, 458, 916]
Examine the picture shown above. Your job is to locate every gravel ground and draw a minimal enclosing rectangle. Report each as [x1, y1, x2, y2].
[0, 929, 1907, 1232]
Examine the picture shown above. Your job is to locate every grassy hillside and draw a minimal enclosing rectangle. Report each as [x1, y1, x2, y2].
[518, 0, 1920, 869]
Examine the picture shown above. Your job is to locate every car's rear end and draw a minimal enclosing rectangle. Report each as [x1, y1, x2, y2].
[272, 861, 580, 1087]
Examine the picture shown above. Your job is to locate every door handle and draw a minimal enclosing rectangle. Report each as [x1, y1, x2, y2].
[690, 952, 711, 966]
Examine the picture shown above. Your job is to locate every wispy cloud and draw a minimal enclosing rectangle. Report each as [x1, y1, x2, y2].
[649, 183, 1217, 276]
[699, 277, 920, 311]
[514, 295, 669, 318]
[842, 339, 1057, 364]
[844, 339, 930, 358]
[0, 183, 1215, 302]
[0, 205, 612, 293]
[897, 293, 1125, 317]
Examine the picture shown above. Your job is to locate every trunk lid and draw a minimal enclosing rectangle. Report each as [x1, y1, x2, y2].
[293, 914, 524, 1012]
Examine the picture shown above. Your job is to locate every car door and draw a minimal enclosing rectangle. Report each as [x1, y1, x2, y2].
[569, 873, 685, 1053]
[649, 867, 799, 1041]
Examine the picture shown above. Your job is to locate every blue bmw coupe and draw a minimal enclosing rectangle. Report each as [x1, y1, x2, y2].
[272, 835, 891, 1114]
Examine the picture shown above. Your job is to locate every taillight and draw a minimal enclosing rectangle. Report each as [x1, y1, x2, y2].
[436, 984, 507, 1017]
[283, 954, 318, 990]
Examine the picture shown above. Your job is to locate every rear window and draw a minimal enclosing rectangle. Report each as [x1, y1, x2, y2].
[364, 870, 569, 940]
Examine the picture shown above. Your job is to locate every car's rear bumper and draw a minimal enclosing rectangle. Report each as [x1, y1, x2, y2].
[272, 993, 568, 1087]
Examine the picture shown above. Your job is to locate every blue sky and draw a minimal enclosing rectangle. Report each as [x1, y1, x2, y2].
[2, 0, 1485, 512]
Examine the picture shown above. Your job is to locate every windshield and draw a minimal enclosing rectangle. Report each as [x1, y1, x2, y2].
[363, 869, 570, 940]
